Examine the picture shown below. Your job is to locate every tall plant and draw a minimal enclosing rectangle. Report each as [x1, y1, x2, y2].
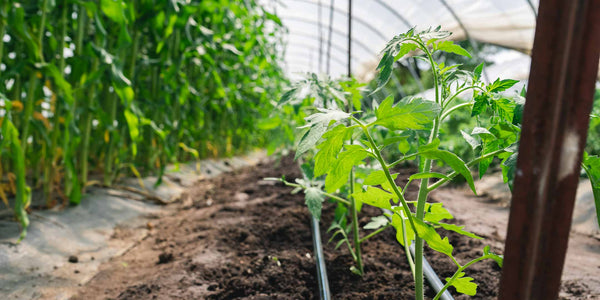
[0, 0, 288, 240]
[276, 28, 521, 298]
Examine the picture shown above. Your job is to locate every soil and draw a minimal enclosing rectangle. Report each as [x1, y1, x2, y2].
[71, 155, 598, 300]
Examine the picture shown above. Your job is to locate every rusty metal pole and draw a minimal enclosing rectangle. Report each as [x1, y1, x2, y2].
[498, 0, 600, 299]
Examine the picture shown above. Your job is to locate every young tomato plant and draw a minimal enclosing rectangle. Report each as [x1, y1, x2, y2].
[276, 27, 521, 299]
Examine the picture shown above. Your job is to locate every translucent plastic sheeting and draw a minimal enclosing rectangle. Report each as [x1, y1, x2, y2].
[265, 0, 540, 79]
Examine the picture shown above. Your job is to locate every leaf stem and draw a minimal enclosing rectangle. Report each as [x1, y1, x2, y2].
[432, 255, 493, 300]
[427, 148, 506, 192]
[279, 180, 351, 206]
[359, 223, 391, 243]
[442, 85, 487, 110]
[441, 102, 472, 121]
[352, 117, 418, 235]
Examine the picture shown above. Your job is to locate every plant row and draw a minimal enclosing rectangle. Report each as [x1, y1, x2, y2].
[270, 27, 600, 299]
[0, 0, 287, 241]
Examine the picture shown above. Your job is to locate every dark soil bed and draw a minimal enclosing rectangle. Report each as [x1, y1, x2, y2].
[72, 155, 591, 299]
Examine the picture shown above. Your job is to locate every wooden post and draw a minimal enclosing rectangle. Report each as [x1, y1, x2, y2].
[499, 0, 600, 299]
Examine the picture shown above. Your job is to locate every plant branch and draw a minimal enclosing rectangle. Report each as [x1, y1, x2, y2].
[441, 102, 472, 121]
[427, 148, 506, 192]
[359, 223, 391, 243]
[432, 255, 494, 300]
[277, 179, 352, 206]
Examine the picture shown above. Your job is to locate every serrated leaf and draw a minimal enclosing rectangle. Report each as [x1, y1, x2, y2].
[473, 63, 484, 82]
[483, 245, 504, 267]
[423, 202, 453, 223]
[501, 152, 519, 190]
[461, 130, 480, 150]
[488, 79, 520, 93]
[493, 98, 516, 123]
[374, 96, 440, 131]
[305, 187, 324, 220]
[301, 108, 351, 129]
[382, 134, 411, 148]
[471, 94, 489, 117]
[447, 273, 478, 296]
[420, 148, 476, 194]
[414, 219, 454, 257]
[301, 163, 314, 180]
[434, 41, 471, 58]
[364, 170, 398, 186]
[478, 156, 494, 179]
[295, 123, 327, 159]
[314, 125, 351, 176]
[437, 222, 482, 239]
[352, 186, 395, 209]
[364, 215, 390, 230]
[325, 145, 369, 192]
[471, 127, 495, 141]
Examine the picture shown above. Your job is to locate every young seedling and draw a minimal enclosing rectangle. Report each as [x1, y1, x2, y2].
[276, 27, 520, 298]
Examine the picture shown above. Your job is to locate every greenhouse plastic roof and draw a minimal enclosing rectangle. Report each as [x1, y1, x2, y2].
[268, 0, 540, 79]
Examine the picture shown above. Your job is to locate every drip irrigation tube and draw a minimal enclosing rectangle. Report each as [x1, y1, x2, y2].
[311, 215, 331, 299]
[309, 209, 453, 299]
[382, 209, 454, 299]
[410, 244, 454, 300]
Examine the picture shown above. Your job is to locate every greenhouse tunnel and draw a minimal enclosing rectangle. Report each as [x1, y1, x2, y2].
[0, 0, 599, 299]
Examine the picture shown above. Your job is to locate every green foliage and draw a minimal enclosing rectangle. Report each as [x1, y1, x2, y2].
[0, 0, 287, 240]
[277, 28, 518, 299]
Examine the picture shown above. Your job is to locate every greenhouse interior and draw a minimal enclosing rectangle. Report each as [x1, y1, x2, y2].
[0, 0, 599, 299]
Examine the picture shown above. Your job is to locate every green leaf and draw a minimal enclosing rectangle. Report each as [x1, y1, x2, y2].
[300, 163, 314, 180]
[374, 96, 440, 131]
[582, 153, 600, 228]
[478, 156, 493, 179]
[447, 272, 478, 296]
[325, 145, 368, 192]
[461, 130, 480, 150]
[434, 41, 471, 58]
[314, 125, 351, 176]
[471, 94, 489, 117]
[124, 109, 140, 156]
[483, 245, 504, 268]
[423, 202, 453, 223]
[501, 152, 519, 190]
[487, 79, 520, 93]
[437, 222, 482, 239]
[364, 170, 398, 186]
[473, 63, 484, 82]
[301, 108, 351, 128]
[391, 212, 414, 247]
[305, 187, 325, 220]
[471, 127, 495, 142]
[352, 186, 395, 209]
[100, 0, 127, 24]
[420, 148, 476, 194]
[364, 215, 390, 230]
[492, 98, 516, 123]
[382, 134, 411, 148]
[484, 245, 504, 267]
[414, 219, 454, 257]
[257, 116, 281, 130]
[295, 123, 327, 159]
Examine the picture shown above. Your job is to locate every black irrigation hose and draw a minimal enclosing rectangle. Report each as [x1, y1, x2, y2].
[311, 215, 331, 299]
[309, 207, 453, 299]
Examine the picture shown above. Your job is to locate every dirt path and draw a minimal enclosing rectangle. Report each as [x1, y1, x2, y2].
[70, 156, 597, 299]
[433, 188, 600, 298]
